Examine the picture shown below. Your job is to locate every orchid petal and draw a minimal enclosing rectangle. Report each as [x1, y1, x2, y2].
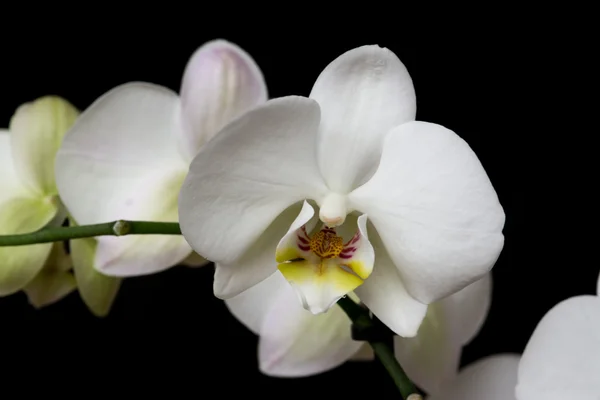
[428, 354, 520, 400]
[225, 271, 289, 334]
[179, 96, 328, 266]
[258, 275, 361, 377]
[354, 222, 427, 337]
[70, 231, 122, 317]
[351, 344, 374, 361]
[0, 130, 29, 201]
[396, 303, 462, 395]
[9, 96, 79, 195]
[23, 242, 76, 308]
[0, 197, 57, 295]
[394, 273, 492, 394]
[349, 121, 505, 303]
[178, 39, 267, 160]
[279, 258, 364, 315]
[274, 201, 318, 264]
[55, 83, 192, 276]
[180, 252, 210, 268]
[516, 295, 600, 400]
[0, 131, 61, 294]
[277, 211, 374, 314]
[213, 202, 305, 298]
[443, 272, 493, 346]
[310, 45, 416, 192]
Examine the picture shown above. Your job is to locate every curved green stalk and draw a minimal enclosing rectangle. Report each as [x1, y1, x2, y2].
[337, 296, 419, 399]
[0, 221, 181, 246]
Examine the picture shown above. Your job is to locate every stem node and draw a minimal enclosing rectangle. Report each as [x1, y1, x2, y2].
[112, 220, 131, 236]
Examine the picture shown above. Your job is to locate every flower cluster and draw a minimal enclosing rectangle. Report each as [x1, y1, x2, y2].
[0, 40, 597, 398]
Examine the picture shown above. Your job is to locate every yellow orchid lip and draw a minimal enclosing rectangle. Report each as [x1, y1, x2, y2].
[276, 221, 374, 314]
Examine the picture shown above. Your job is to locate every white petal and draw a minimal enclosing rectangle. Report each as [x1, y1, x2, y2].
[310, 45, 416, 192]
[393, 274, 491, 394]
[516, 295, 600, 400]
[55, 83, 192, 276]
[90, 170, 190, 276]
[178, 39, 267, 160]
[213, 202, 305, 298]
[23, 242, 76, 308]
[349, 121, 505, 303]
[258, 276, 362, 377]
[428, 354, 520, 400]
[395, 304, 462, 394]
[179, 96, 328, 265]
[442, 272, 493, 346]
[354, 222, 427, 337]
[70, 233, 122, 317]
[225, 271, 290, 334]
[180, 252, 210, 268]
[9, 96, 79, 195]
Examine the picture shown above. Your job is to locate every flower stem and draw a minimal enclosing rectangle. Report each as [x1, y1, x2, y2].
[0, 220, 181, 246]
[337, 296, 419, 399]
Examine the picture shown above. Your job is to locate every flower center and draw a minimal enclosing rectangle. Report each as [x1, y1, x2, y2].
[275, 212, 375, 315]
[309, 227, 344, 259]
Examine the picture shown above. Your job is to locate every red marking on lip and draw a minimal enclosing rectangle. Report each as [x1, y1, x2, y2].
[297, 235, 309, 244]
[298, 244, 310, 251]
[341, 247, 356, 253]
[339, 253, 353, 259]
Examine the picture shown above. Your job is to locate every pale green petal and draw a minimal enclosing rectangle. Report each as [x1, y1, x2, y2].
[9, 96, 79, 195]
[71, 234, 121, 317]
[0, 196, 58, 295]
[180, 251, 210, 268]
[0, 130, 31, 202]
[23, 242, 76, 308]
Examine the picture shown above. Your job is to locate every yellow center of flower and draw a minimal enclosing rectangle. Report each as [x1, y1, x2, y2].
[309, 227, 343, 259]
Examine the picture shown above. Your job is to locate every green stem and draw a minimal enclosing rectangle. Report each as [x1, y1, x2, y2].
[337, 296, 419, 399]
[0, 220, 181, 246]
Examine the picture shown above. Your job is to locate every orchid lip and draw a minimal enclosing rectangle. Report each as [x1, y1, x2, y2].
[275, 214, 375, 315]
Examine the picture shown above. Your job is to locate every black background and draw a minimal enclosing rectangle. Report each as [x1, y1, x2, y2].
[0, 29, 592, 398]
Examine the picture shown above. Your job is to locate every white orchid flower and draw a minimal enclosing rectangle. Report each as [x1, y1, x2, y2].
[226, 268, 491, 393]
[0, 96, 119, 315]
[179, 44, 505, 336]
[428, 270, 600, 400]
[427, 354, 520, 400]
[54, 39, 267, 277]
